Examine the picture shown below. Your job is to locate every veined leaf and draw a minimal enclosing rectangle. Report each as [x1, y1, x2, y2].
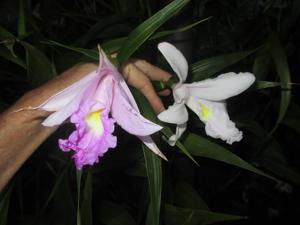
[191, 48, 258, 81]
[143, 145, 162, 225]
[163, 204, 243, 225]
[183, 133, 274, 179]
[21, 41, 55, 86]
[117, 0, 190, 64]
[269, 35, 291, 133]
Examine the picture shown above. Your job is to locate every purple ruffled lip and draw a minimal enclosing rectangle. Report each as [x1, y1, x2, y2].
[58, 99, 117, 169]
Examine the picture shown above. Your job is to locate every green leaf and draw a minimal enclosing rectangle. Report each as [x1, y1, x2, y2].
[73, 14, 131, 47]
[173, 181, 209, 210]
[269, 35, 292, 133]
[151, 17, 212, 40]
[81, 171, 93, 225]
[97, 201, 137, 225]
[0, 187, 12, 225]
[0, 45, 26, 68]
[252, 45, 272, 80]
[41, 167, 68, 214]
[102, 17, 210, 55]
[183, 133, 274, 179]
[255, 80, 281, 89]
[18, 0, 26, 37]
[117, 0, 190, 64]
[163, 204, 243, 225]
[143, 145, 162, 225]
[0, 25, 17, 58]
[20, 41, 55, 86]
[191, 48, 258, 81]
[161, 127, 199, 166]
[44, 40, 98, 60]
[261, 158, 300, 186]
[76, 170, 82, 225]
[131, 89, 198, 164]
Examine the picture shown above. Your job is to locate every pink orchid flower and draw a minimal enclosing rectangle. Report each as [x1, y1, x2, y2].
[38, 48, 166, 169]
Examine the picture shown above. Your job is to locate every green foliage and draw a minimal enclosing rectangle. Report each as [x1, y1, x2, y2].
[0, 0, 299, 225]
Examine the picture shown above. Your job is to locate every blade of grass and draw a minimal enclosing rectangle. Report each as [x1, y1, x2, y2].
[117, 0, 190, 64]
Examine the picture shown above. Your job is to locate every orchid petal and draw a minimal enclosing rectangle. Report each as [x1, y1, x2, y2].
[186, 97, 242, 144]
[158, 42, 188, 83]
[157, 101, 188, 124]
[167, 123, 187, 146]
[112, 85, 162, 136]
[42, 77, 99, 126]
[39, 70, 99, 111]
[138, 135, 167, 160]
[186, 72, 255, 101]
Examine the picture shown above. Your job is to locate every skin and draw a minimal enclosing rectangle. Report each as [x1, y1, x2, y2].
[0, 60, 172, 191]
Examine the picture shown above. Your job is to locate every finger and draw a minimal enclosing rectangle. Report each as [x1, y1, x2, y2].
[132, 59, 172, 82]
[158, 89, 171, 96]
[122, 63, 166, 113]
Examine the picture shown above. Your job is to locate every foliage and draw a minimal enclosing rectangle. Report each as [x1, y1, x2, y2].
[1, 0, 300, 225]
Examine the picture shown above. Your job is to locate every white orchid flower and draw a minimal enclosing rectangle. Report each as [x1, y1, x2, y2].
[157, 42, 255, 146]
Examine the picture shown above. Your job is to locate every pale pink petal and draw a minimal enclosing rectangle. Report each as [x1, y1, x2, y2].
[112, 86, 162, 136]
[158, 42, 188, 83]
[186, 72, 255, 101]
[42, 75, 100, 126]
[39, 70, 99, 111]
[138, 135, 167, 160]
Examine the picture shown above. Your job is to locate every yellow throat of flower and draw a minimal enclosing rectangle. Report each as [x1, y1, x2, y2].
[200, 104, 212, 121]
[85, 109, 104, 135]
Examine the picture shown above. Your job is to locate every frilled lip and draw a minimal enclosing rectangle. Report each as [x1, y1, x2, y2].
[37, 46, 166, 163]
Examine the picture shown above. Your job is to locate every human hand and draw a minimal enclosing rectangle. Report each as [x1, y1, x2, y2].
[122, 58, 172, 113]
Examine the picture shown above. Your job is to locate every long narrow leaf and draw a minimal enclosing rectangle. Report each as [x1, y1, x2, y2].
[117, 0, 190, 64]
[21, 41, 55, 86]
[270, 35, 292, 132]
[163, 204, 243, 225]
[183, 133, 274, 179]
[191, 48, 258, 81]
[143, 145, 162, 225]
